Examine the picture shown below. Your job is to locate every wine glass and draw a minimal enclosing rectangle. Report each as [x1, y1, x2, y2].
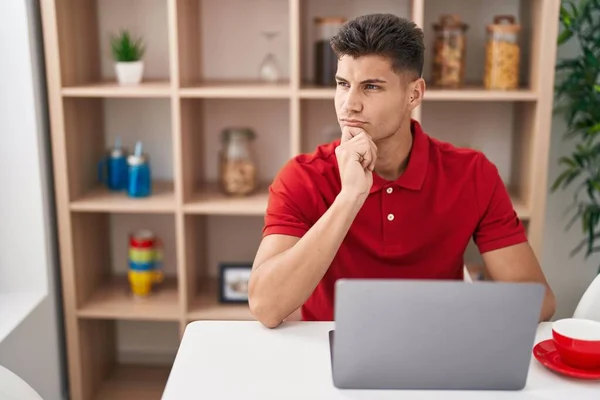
[259, 30, 281, 83]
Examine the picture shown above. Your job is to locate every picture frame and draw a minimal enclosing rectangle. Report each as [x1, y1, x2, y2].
[218, 263, 252, 303]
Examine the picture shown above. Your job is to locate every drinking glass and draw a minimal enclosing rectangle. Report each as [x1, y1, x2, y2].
[259, 30, 281, 83]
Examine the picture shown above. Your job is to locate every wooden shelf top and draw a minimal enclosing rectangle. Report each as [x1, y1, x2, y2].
[510, 193, 529, 220]
[180, 81, 291, 98]
[62, 80, 172, 98]
[96, 365, 171, 400]
[77, 277, 180, 321]
[188, 278, 254, 321]
[70, 181, 176, 213]
[299, 86, 336, 99]
[424, 86, 537, 101]
[299, 85, 537, 101]
[183, 183, 269, 215]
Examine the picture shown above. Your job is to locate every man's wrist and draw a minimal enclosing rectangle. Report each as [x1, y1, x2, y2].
[335, 190, 365, 215]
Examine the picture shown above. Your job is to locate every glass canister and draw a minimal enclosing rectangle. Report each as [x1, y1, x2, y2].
[314, 17, 346, 86]
[432, 14, 469, 88]
[484, 15, 521, 90]
[219, 128, 258, 196]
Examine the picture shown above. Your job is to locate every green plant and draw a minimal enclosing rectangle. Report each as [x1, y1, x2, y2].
[110, 30, 145, 62]
[551, 0, 600, 272]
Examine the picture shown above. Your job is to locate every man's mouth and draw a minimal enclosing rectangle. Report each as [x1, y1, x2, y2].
[340, 119, 367, 127]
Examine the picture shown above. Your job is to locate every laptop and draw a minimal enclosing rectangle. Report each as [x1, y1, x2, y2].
[329, 279, 545, 390]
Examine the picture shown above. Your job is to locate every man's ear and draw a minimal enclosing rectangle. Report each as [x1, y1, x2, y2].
[408, 77, 425, 111]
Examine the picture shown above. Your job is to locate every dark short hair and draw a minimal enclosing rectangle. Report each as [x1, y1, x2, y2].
[330, 13, 424, 79]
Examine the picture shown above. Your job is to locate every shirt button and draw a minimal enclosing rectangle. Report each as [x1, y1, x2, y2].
[386, 187, 393, 194]
[387, 214, 395, 221]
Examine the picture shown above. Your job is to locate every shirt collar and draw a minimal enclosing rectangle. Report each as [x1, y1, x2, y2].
[370, 119, 430, 193]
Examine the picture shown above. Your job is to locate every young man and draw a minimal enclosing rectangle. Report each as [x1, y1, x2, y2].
[248, 14, 556, 328]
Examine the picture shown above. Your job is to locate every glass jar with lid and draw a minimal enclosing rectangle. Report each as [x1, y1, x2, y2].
[431, 14, 469, 88]
[484, 15, 521, 90]
[314, 17, 346, 86]
[219, 128, 258, 196]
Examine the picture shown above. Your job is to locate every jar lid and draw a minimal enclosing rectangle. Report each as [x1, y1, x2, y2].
[433, 14, 469, 31]
[221, 127, 256, 142]
[314, 16, 346, 25]
[487, 15, 520, 32]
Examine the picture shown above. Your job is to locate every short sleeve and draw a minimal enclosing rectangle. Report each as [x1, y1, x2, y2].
[262, 158, 319, 239]
[473, 154, 528, 254]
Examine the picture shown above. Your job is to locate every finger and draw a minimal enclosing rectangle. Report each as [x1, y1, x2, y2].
[352, 132, 377, 170]
[368, 140, 378, 171]
[344, 127, 368, 143]
[358, 144, 373, 170]
[341, 126, 359, 143]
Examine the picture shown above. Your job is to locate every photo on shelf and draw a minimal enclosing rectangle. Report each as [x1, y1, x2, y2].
[219, 263, 252, 303]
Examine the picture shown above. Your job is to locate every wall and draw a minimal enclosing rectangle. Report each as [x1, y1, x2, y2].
[0, 1, 67, 399]
[542, 36, 600, 320]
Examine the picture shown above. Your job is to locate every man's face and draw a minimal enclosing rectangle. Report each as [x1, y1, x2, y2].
[334, 54, 415, 142]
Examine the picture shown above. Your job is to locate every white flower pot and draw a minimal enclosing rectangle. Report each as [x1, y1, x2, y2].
[115, 61, 144, 85]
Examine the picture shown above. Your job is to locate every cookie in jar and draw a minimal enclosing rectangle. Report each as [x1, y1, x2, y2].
[484, 15, 521, 90]
[219, 128, 258, 196]
[431, 14, 469, 88]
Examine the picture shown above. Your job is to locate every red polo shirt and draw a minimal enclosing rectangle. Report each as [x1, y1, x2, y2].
[262, 120, 527, 321]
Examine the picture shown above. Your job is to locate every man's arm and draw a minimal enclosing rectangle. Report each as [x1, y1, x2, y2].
[482, 242, 556, 321]
[249, 129, 377, 328]
[249, 193, 363, 328]
[473, 154, 556, 321]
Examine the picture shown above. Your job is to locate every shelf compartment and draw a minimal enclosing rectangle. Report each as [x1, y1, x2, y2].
[423, 0, 533, 89]
[180, 98, 290, 204]
[62, 81, 172, 98]
[179, 81, 291, 99]
[300, 0, 411, 86]
[78, 277, 180, 322]
[183, 183, 269, 215]
[183, 215, 262, 321]
[176, 0, 290, 86]
[54, 0, 170, 88]
[95, 364, 171, 400]
[63, 97, 174, 205]
[70, 181, 176, 214]
[188, 278, 253, 321]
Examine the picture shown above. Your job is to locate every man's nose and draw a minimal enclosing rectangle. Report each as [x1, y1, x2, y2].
[342, 88, 363, 113]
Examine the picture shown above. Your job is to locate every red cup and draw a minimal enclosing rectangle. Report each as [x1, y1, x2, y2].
[552, 318, 600, 370]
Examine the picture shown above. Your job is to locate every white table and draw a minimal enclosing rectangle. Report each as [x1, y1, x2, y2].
[162, 321, 600, 399]
[0, 365, 43, 400]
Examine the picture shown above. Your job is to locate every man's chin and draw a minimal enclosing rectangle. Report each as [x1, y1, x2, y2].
[372, 132, 396, 143]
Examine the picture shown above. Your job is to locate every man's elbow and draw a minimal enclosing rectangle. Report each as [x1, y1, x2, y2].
[249, 296, 283, 329]
[541, 286, 557, 321]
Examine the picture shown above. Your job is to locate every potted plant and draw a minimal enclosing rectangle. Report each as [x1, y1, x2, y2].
[551, 0, 600, 317]
[110, 29, 146, 85]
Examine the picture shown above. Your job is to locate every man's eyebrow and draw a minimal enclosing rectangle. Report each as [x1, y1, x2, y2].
[361, 78, 387, 84]
[334, 76, 387, 84]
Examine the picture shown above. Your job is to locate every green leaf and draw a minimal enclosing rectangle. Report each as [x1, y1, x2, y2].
[110, 30, 145, 62]
[552, 168, 576, 191]
[559, 156, 579, 168]
[558, 29, 574, 45]
[589, 122, 600, 135]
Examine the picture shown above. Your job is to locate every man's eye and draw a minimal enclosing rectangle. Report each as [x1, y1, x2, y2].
[365, 84, 380, 90]
[337, 81, 349, 87]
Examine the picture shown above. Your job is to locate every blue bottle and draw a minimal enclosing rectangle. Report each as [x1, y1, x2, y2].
[127, 141, 152, 198]
[98, 137, 128, 191]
